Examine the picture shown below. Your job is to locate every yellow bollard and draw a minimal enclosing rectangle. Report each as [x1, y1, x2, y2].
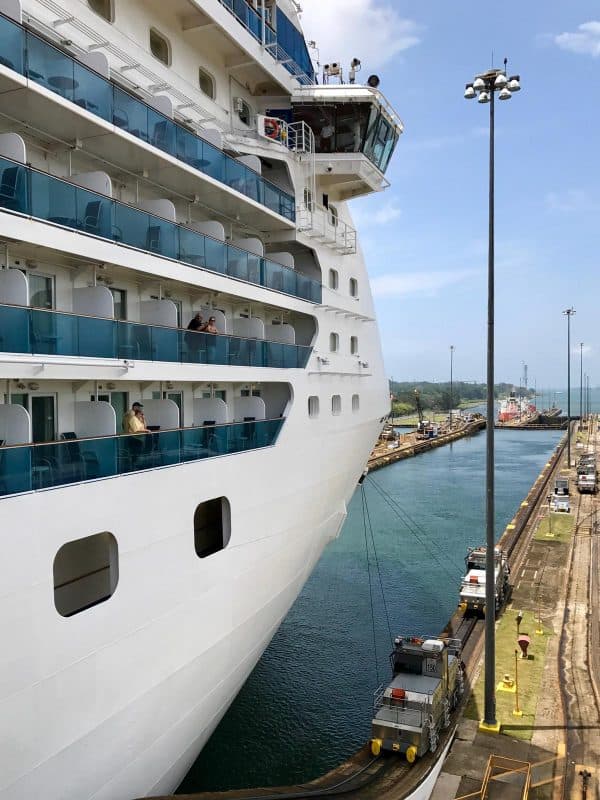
[513, 650, 523, 717]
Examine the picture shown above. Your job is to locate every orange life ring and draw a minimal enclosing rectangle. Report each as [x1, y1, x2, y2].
[264, 118, 281, 140]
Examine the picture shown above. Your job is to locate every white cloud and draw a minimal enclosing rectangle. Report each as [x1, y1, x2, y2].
[545, 189, 598, 213]
[554, 21, 600, 57]
[353, 200, 402, 226]
[299, 0, 420, 73]
[371, 269, 478, 298]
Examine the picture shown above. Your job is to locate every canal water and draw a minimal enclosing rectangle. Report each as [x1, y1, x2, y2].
[178, 428, 562, 793]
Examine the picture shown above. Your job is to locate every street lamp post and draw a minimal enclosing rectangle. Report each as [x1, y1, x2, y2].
[464, 62, 520, 731]
[564, 308, 576, 467]
[450, 345, 455, 429]
[580, 342, 584, 424]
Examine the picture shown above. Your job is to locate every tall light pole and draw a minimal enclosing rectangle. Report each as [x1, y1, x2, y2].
[580, 343, 584, 422]
[450, 345, 455, 429]
[464, 62, 520, 732]
[564, 308, 576, 466]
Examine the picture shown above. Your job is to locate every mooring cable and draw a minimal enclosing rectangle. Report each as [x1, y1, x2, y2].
[361, 485, 381, 686]
[362, 484, 394, 647]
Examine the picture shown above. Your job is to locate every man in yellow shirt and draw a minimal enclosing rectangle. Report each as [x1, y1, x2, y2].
[123, 402, 149, 434]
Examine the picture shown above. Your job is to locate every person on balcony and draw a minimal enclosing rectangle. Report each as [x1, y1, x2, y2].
[185, 312, 204, 361]
[201, 316, 218, 334]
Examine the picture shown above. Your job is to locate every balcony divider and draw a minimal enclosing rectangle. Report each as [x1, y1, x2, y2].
[0, 154, 321, 303]
[0, 304, 312, 368]
[0, 418, 285, 497]
[0, 11, 295, 220]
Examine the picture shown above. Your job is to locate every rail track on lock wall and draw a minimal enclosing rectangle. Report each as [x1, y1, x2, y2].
[146, 432, 568, 800]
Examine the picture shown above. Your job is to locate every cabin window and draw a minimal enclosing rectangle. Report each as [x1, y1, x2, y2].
[329, 332, 339, 353]
[331, 395, 342, 415]
[199, 68, 215, 99]
[352, 394, 360, 412]
[29, 273, 54, 309]
[308, 396, 319, 418]
[150, 28, 171, 66]
[350, 336, 359, 355]
[54, 532, 119, 617]
[88, 0, 114, 21]
[194, 497, 231, 558]
[236, 98, 252, 126]
[349, 277, 358, 297]
[328, 269, 339, 290]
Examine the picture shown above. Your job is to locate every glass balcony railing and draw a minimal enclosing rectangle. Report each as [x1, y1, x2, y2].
[0, 12, 295, 221]
[0, 304, 312, 367]
[0, 156, 321, 303]
[0, 418, 284, 497]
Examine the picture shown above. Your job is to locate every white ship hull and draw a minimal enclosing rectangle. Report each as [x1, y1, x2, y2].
[0, 0, 403, 795]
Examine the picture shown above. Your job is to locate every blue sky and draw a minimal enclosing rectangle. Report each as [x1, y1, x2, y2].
[300, 1, 600, 389]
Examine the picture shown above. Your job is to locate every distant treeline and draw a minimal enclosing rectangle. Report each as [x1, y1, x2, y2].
[389, 381, 532, 415]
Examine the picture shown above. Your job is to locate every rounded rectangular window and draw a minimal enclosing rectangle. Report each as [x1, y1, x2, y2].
[350, 336, 359, 355]
[199, 67, 215, 99]
[194, 497, 231, 558]
[150, 28, 171, 65]
[328, 269, 339, 290]
[54, 532, 119, 617]
[329, 332, 339, 352]
[352, 394, 360, 412]
[349, 277, 358, 297]
[308, 396, 319, 418]
[88, 0, 113, 20]
[332, 395, 342, 415]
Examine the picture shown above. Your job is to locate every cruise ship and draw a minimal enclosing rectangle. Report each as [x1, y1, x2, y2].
[0, 1, 402, 798]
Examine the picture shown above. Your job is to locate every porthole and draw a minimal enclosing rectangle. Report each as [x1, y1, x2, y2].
[352, 394, 360, 412]
[350, 336, 359, 355]
[199, 67, 215, 99]
[329, 332, 339, 352]
[349, 277, 358, 297]
[88, 0, 113, 21]
[308, 396, 320, 418]
[150, 28, 171, 66]
[328, 269, 339, 290]
[53, 532, 119, 617]
[332, 395, 342, 416]
[194, 497, 231, 558]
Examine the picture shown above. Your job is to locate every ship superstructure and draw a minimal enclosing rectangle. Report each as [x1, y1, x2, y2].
[0, 2, 402, 798]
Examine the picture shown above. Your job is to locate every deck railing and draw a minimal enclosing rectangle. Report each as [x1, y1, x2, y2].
[0, 12, 295, 220]
[0, 155, 321, 303]
[0, 304, 312, 368]
[0, 418, 284, 497]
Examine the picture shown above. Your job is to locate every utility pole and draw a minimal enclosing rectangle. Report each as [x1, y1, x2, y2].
[450, 345, 455, 429]
[563, 308, 576, 467]
[580, 343, 584, 422]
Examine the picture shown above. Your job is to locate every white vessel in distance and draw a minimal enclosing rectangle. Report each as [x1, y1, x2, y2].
[0, 1, 403, 798]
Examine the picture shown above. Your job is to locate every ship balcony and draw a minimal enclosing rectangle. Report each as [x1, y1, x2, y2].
[0, 11, 296, 230]
[0, 416, 284, 498]
[296, 202, 357, 254]
[0, 155, 321, 303]
[0, 303, 312, 369]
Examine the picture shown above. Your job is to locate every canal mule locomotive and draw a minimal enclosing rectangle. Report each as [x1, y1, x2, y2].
[370, 636, 464, 762]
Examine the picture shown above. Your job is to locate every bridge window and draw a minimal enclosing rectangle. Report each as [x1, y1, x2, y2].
[308, 396, 319, 418]
[349, 277, 358, 297]
[329, 332, 339, 352]
[350, 336, 358, 355]
[328, 269, 339, 290]
[194, 497, 231, 558]
[332, 395, 342, 415]
[150, 28, 171, 66]
[54, 532, 119, 617]
[352, 394, 360, 412]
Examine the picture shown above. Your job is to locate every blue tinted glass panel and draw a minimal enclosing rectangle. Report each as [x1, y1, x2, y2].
[0, 13, 24, 73]
[78, 315, 116, 358]
[113, 86, 148, 140]
[150, 325, 179, 362]
[0, 446, 31, 495]
[0, 159, 28, 213]
[113, 203, 149, 250]
[27, 34, 74, 98]
[146, 214, 178, 259]
[31, 309, 75, 355]
[204, 236, 227, 273]
[31, 170, 76, 226]
[0, 305, 30, 352]
[73, 62, 112, 122]
[149, 109, 176, 154]
[179, 227, 206, 267]
[77, 188, 114, 238]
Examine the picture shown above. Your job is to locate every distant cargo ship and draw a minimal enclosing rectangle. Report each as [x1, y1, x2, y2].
[497, 391, 535, 422]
